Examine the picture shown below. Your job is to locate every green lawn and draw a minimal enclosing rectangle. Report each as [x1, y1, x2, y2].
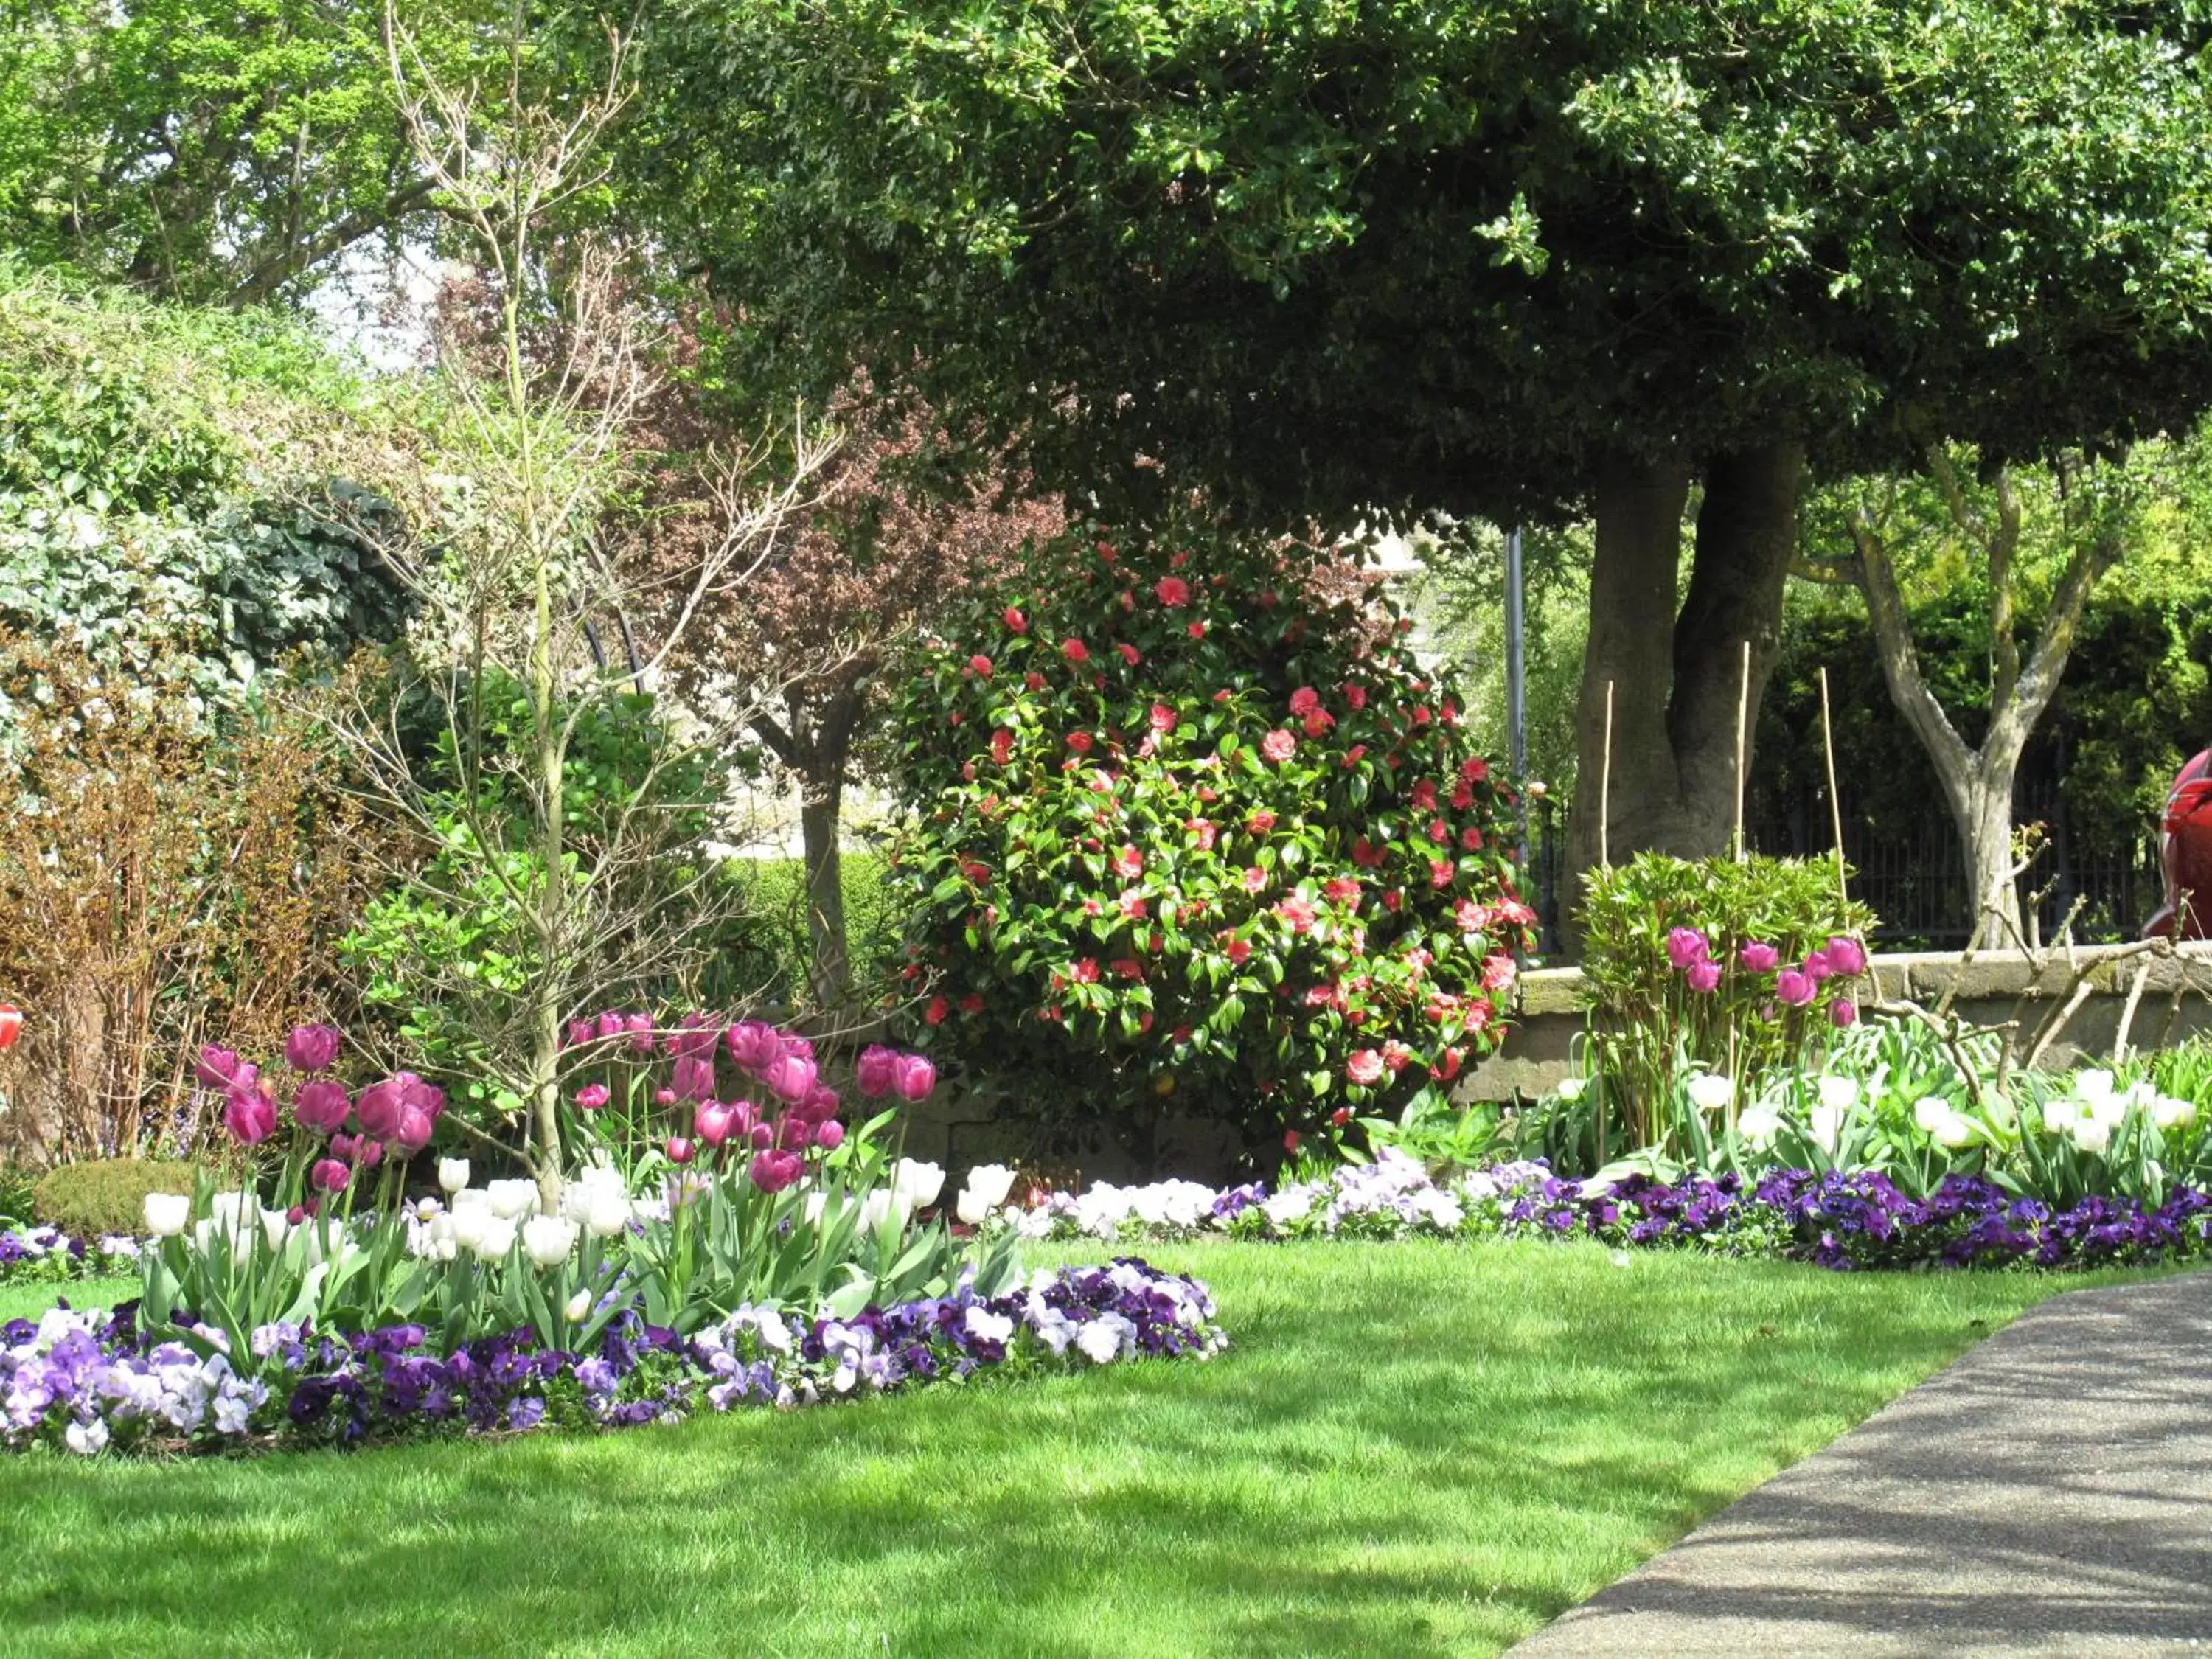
[0, 1276, 136, 1326]
[0, 1242, 2154, 1657]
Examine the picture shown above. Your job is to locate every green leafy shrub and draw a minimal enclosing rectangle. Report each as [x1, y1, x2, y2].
[712, 853, 903, 1007]
[1573, 852, 1879, 1165]
[32, 1158, 197, 1239]
[886, 522, 1535, 1161]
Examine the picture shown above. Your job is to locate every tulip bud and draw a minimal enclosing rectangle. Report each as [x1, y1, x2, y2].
[309, 1157, 351, 1194]
[575, 1082, 611, 1112]
[283, 1023, 343, 1073]
[814, 1119, 845, 1152]
[695, 1100, 736, 1148]
[564, 1288, 593, 1322]
[894, 1053, 937, 1104]
[665, 1136, 695, 1165]
[438, 1157, 470, 1194]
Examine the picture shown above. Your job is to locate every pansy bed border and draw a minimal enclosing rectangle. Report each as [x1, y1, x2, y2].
[2, 1259, 1224, 1457]
[0, 1226, 141, 1287]
[1003, 1154, 2212, 1273]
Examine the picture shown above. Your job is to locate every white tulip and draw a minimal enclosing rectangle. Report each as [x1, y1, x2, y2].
[1686, 1074, 1733, 1113]
[1933, 1112, 1976, 1149]
[1555, 1077, 1587, 1104]
[2041, 1096, 2073, 1136]
[564, 1289, 593, 1322]
[1810, 1102, 1844, 1155]
[962, 1164, 1018, 1210]
[1736, 1105, 1781, 1150]
[2152, 1095, 2199, 1131]
[142, 1192, 190, 1239]
[449, 1204, 490, 1253]
[522, 1214, 578, 1270]
[1912, 1096, 1952, 1135]
[803, 1191, 830, 1228]
[260, 1208, 289, 1251]
[486, 1178, 538, 1220]
[2073, 1069, 2115, 1105]
[438, 1158, 471, 1194]
[209, 1191, 251, 1231]
[473, 1214, 518, 1262]
[1815, 1074, 1859, 1113]
[585, 1194, 632, 1239]
[890, 1158, 945, 1208]
[860, 1189, 907, 1236]
[2069, 1115, 2113, 1155]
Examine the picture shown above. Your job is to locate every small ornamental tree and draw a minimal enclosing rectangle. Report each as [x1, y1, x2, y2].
[886, 525, 1536, 1161]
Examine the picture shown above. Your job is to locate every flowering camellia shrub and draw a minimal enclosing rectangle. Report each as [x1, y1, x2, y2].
[886, 524, 1535, 1153]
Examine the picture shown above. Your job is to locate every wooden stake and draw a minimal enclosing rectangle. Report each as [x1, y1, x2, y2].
[1732, 640, 1751, 862]
[1599, 680, 1615, 869]
[1818, 666, 1848, 912]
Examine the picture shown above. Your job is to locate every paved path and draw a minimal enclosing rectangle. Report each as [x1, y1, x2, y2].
[1510, 1270, 2212, 1657]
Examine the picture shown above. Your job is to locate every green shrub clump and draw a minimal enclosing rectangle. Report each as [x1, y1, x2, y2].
[32, 1158, 197, 1239]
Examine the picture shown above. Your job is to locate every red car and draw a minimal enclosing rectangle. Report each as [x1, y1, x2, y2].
[2144, 748, 2212, 941]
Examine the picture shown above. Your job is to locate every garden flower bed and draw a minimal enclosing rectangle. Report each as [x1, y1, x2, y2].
[1, 1259, 1222, 1456]
[0, 1226, 139, 1287]
[1003, 1150, 2212, 1271]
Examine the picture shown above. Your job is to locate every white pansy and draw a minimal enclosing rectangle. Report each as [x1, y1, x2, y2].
[521, 1213, 578, 1269]
[1686, 1074, 1733, 1113]
[142, 1192, 190, 1238]
[963, 1306, 1015, 1346]
[438, 1158, 471, 1194]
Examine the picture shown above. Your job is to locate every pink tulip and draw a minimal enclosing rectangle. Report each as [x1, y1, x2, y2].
[1739, 941, 1780, 973]
[356, 1075, 412, 1139]
[1803, 950, 1834, 983]
[223, 1083, 276, 1145]
[748, 1149, 804, 1194]
[1829, 996, 1859, 1029]
[393, 1107, 434, 1154]
[725, 1020, 779, 1072]
[625, 1012, 656, 1054]
[566, 1019, 596, 1050]
[894, 1053, 937, 1103]
[855, 1044, 900, 1098]
[672, 1055, 716, 1102]
[1686, 959, 1722, 994]
[782, 1115, 815, 1151]
[404, 1077, 446, 1120]
[814, 1119, 846, 1152]
[664, 1136, 696, 1165]
[1775, 969, 1817, 1008]
[596, 1009, 627, 1045]
[309, 1157, 351, 1194]
[575, 1082, 611, 1112]
[748, 1121, 775, 1150]
[283, 1023, 342, 1073]
[695, 1100, 736, 1148]
[292, 1079, 352, 1133]
[1665, 927, 1711, 970]
[764, 1051, 817, 1105]
[803, 1083, 841, 1124]
[1825, 935, 1868, 977]
[195, 1045, 245, 1088]
[669, 1013, 719, 1061]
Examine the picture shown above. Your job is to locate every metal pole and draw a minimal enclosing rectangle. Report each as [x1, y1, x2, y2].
[1504, 526, 1529, 872]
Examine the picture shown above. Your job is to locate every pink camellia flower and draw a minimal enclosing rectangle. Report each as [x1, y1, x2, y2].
[764, 1049, 818, 1105]
[1116, 642, 1141, 667]
[309, 1157, 351, 1194]
[1276, 896, 1318, 933]
[672, 1054, 716, 1102]
[1483, 954, 1519, 993]
[223, 1082, 277, 1146]
[1775, 968, 1818, 1007]
[1686, 959, 1723, 994]
[1803, 950, 1834, 982]
[284, 1023, 342, 1073]
[1382, 1040, 1413, 1073]
[393, 1107, 435, 1154]
[695, 1100, 736, 1148]
[1346, 1048, 1385, 1086]
[856, 1043, 900, 1098]
[815, 1119, 846, 1152]
[1242, 866, 1267, 894]
[725, 1019, 779, 1072]
[1288, 686, 1321, 717]
[665, 1136, 696, 1166]
[1829, 997, 1860, 1029]
[750, 1148, 804, 1193]
[356, 1074, 412, 1139]
[292, 1079, 352, 1133]
[1739, 941, 1780, 973]
[1004, 605, 1027, 633]
[968, 653, 993, 678]
[1248, 810, 1278, 835]
[575, 1082, 611, 1112]
[894, 1053, 937, 1103]
[1428, 860, 1454, 890]
[1260, 728, 1296, 763]
[1825, 935, 1869, 977]
[1301, 709, 1335, 737]
[1061, 638, 1089, 664]
[1665, 927, 1711, 970]
[1149, 703, 1176, 734]
[195, 1046, 246, 1089]
[1155, 575, 1190, 606]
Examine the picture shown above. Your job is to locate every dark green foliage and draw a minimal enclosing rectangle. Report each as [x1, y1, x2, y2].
[30, 1158, 196, 1239]
[709, 854, 902, 1009]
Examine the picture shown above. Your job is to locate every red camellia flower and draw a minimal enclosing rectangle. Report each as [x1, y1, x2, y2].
[1072, 958, 1101, 984]
[1112, 845, 1144, 879]
[1224, 936, 1253, 966]
[1004, 606, 1028, 633]
[1430, 1046, 1464, 1082]
[1116, 641, 1141, 666]
[1156, 575, 1191, 606]
[1427, 817, 1450, 843]
[1247, 810, 1277, 835]
[1410, 779, 1438, 810]
[1460, 756, 1489, 782]
[968, 654, 993, 677]
[1324, 877, 1361, 906]
[1301, 708, 1334, 737]
[1260, 729, 1296, 762]
[1149, 703, 1176, 733]
[1288, 686, 1321, 717]
[959, 993, 985, 1015]
[1340, 744, 1367, 768]
[990, 728, 1014, 766]
[1068, 731, 1093, 753]
[1283, 1128, 1301, 1153]
[1429, 859, 1455, 889]
[925, 995, 950, 1026]
[1242, 866, 1267, 894]
[1187, 621, 1206, 639]
[1275, 896, 1318, 933]
[1025, 671, 1047, 692]
[1352, 836, 1384, 869]
[1382, 1040, 1413, 1073]
[0, 1005, 21, 1051]
[1118, 888, 1148, 919]
[1110, 958, 1144, 980]
[1344, 684, 1368, 710]
[1346, 1048, 1385, 1086]
[1062, 639, 1089, 663]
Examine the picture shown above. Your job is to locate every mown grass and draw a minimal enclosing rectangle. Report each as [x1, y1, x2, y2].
[0, 1242, 2156, 1657]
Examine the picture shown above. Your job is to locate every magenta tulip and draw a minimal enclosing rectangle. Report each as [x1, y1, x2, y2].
[283, 1023, 343, 1073]
[309, 1157, 352, 1194]
[782, 1115, 815, 1151]
[1775, 969, 1818, 1008]
[1803, 950, 1834, 982]
[1685, 959, 1722, 994]
[748, 1121, 775, 1150]
[625, 1012, 655, 1054]
[855, 1044, 899, 1098]
[669, 1013, 719, 1061]
[695, 1100, 736, 1147]
[1664, 927, 1711, 970]
[1826, 935, 1868, 977]
[292, 1079, 352, 1133]
[672, 1055, 715, 1102]
[595, 1009, 626, 1045]
[724, 1020, 779, 1072]
[403, 1076, 445, 1119]
[356, 1074, 415, 1139]
[393, 1106, 435, 1154]
[1738, 940, 1780, 973]
[894, 1053, 937, 1103]
[814, 1119, 846, 1152]
[748, 1148, 803, 1194]
[802, 1083, 841, 1123]
[566, 1019, 596, 1050]
[764, 1051, 817, 1105]
[1829, 996, 1860, 1029]
[223, 1083, 277, 1145]
[195, 1045, 244, 1088]
[664, 1136, 695, 1165]
[575, 1082, 611, 1112]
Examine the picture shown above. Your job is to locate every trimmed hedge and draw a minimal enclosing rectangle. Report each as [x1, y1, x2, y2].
[32, 1158, 196, 1239]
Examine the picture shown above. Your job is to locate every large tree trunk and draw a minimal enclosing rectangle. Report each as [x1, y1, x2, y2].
[1570, 443, 1805, 896]
[799, 771, 849, 1009]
